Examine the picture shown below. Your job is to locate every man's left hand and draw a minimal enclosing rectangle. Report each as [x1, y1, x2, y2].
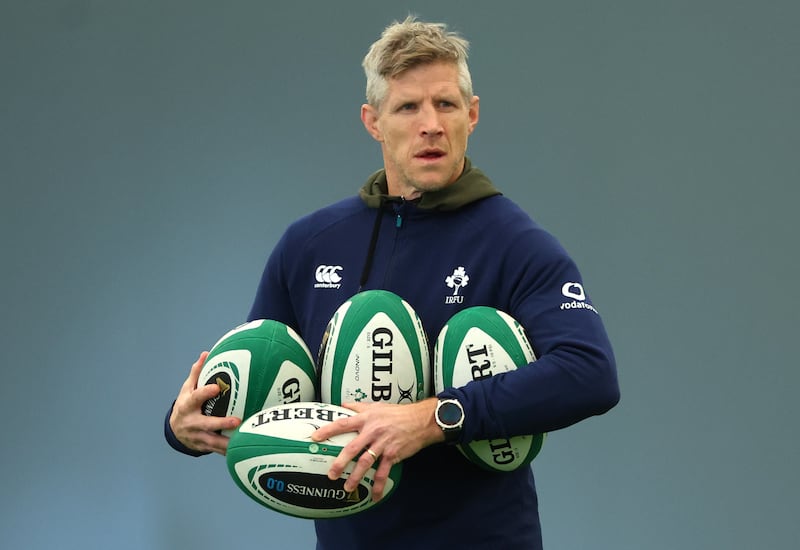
[311, 398, 444, 501]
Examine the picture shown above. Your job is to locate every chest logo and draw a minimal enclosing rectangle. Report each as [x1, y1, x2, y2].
[444, 266, 470, 304]
[315, 265, 343, 289]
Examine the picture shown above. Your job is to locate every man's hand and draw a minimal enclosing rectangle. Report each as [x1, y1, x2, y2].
[169, 351, 241, 455]
[311, 398, 444, 501]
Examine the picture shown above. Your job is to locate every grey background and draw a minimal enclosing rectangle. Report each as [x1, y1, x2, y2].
[1, 1, 797, 549]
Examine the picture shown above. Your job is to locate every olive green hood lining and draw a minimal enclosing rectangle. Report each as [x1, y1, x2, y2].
[358, 157, 501, 211]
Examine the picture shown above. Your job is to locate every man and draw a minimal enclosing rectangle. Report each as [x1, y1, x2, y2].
[166, 17, 619, 549]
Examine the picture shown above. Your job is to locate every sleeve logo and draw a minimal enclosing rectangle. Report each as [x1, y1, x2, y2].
[561, 282, 586, 300]
[560, 282, 599, 314]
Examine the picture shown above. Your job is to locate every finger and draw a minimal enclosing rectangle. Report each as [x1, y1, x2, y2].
[174, 406, 240, 437]
[188, 378, 223, 409]
[340, 401, 371, 413]
[191, 350, 209, 377]
[181, 351, 209, 394]
[370, 454, 394, 502]
[186, 429, 233, 456]
[173, 386, 241, 433]
[343, 448, 380, 493]
[203, 414, 241, 434]
[311, 412, 360, 443]
[210, 435, 231, 456]
[181, 410, 241, 449]
[172, 381, 216, 422]
[325, 435, 364, 480]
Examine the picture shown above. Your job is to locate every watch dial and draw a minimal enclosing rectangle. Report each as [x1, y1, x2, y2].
[439, 402, 462, 425]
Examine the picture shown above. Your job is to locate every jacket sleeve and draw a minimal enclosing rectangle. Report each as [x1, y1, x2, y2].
[438, 226, 620, 442]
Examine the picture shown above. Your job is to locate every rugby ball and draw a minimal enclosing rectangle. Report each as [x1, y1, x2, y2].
[199, 319, 317, 435]
[434, 307, 545, 472]
[318, 290, 430, 405]
[226, 402, 402, 519]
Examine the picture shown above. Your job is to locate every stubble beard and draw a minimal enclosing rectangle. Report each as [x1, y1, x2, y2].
[391, 155, 465, 198]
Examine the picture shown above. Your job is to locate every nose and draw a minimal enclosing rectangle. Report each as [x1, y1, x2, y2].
[419, 105, 444, 137]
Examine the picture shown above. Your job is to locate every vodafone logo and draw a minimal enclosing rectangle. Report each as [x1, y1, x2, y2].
[561, 282, 586, 300]
[315, 265, 343, 289]
[559, 281, 598, 314]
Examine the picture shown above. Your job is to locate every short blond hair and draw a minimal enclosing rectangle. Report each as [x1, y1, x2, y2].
[362, 16, 473, 109]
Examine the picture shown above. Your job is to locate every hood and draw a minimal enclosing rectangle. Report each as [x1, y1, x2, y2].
[358, 157, 501, 210]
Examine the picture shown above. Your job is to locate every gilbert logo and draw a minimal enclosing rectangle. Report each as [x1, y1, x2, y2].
[444, 266, 469, 304]
[315, 265, 343, 289]
[560, 282, 598, 314]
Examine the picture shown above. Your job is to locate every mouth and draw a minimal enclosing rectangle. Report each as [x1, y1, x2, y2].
[414, 148, 447, 162]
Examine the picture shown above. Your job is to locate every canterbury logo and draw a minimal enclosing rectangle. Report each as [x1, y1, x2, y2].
[315, 265, 343, 289]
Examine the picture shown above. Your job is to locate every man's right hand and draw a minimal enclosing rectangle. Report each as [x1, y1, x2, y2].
[169, 351, 241, 455]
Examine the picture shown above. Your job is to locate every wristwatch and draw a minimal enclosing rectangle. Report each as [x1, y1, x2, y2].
[435, 398, 464, 444]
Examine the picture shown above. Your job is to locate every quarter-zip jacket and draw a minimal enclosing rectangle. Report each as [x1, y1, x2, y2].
[165, 159, 619, 549]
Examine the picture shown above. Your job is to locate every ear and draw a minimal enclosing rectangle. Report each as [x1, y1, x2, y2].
[361, 104, 383, 142]
[467, 95, 480, 135]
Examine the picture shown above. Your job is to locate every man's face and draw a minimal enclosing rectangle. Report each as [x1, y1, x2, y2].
[362, 62, 479, 199]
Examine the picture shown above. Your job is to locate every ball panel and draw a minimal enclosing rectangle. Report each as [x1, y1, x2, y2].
[319, 304, 350, 404]
[228, 453, 399, 519]
[336, 312, 421, 404]
[433, 324, 449, 393]
[445, 327, 525, 389]
[237, 402, 356, 447]
[259, 360, 318, 412]
[494, 309, 536, 365]
[199, 320, 318, 435]
[208, 319, 267, 351]
[401, 299, 431, 393]
[458, 434, 546, 473]
[319, 290, 430, 405]
[198, 349, 251, 421]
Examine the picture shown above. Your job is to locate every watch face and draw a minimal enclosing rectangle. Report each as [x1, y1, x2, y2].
[438, 401, 463, 426]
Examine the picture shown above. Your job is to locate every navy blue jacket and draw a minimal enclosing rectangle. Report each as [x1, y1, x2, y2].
[166, 160, 619, 549]
[248, 162, 619, 549]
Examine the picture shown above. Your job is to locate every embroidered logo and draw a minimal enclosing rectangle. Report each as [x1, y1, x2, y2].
[444, 266, 469, 304]
[560, 281, 599, 314]
[315, 265, 343, 289]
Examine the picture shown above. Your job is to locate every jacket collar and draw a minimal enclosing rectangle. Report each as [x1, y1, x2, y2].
[358, 157, 501, 211]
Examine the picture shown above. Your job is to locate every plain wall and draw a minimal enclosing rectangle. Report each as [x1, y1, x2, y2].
[1, 1, 797, 548]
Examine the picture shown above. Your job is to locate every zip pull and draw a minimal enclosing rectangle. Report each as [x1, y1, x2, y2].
[395, 196, 406, 228]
